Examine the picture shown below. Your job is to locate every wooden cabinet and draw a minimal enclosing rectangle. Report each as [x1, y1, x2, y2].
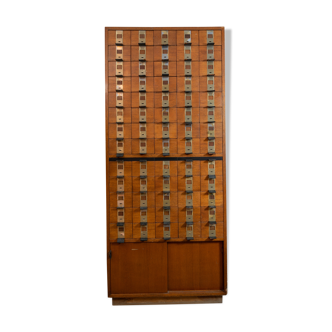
[106, 27, 227, 305]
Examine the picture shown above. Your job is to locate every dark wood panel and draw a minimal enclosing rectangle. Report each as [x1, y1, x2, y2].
[110, 243, 168, 294]
[168, 242, 223, 291]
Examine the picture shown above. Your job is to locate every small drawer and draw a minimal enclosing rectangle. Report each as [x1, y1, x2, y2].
[130, 45, 154, 61]
[108, 107, 132, 123]
[108, 30, 131, 45]
[154, 61, 177, 76]
[109, 160, 132, 177]
[176, 61, 200, 77]
[154, 30, 177, 45]
[130, 30, 154, 45]
[108, 61, 131, 76]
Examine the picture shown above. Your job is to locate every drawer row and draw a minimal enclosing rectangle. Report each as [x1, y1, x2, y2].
[109, 160, 222, 177]
[107, 30, 222, 46]
[110, 175, 222, 192]
[108, 138, 222, 157]
[108, 123, 222, 139]
[108, 92, 222, 108]
[108, 76, 222, 92]
[109, 191, 223, 208]
[108, 61, 222, 77]
[108, 45, 222, 62]
[109, 206, 223, 223]
[109, 222, 224, 241]
[109, 107, 222, 123]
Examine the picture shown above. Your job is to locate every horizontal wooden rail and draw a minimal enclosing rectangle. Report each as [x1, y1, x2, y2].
[110, 290, 226, 298]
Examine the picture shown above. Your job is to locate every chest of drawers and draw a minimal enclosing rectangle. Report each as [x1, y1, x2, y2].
[105, 27, 227, 305]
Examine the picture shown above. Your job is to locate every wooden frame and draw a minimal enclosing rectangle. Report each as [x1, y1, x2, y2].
[105, 27, 227, 305]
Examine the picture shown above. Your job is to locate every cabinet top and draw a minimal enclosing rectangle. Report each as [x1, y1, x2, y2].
[104, 25, 226, 30]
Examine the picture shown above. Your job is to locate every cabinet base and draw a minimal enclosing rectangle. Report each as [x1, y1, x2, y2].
[112, 296, 223, 305]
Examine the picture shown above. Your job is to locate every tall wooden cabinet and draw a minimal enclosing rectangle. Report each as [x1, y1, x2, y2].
[105, 27, 227, 305]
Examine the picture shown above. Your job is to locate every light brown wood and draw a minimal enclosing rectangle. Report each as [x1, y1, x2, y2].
[199, 75, 222, 92]
[131, 138, 155, 155]
[179, 220, 201, 239]
[129, 30, 153, 46]
[153, 76, 177, 92]
[108, 77, 132, 92]
[155, 176, 177, 191]
[200, 137, 223, 158]
[176, 92, 200, 108]
[108, 138, 132, 157]
[177, 45, 199, 61]
[156, 222, 179, 239]
[132, 208, 155, 223]
[154, 107, 177, 122]
[177, 107, 200, 123]
[109, 192, 133, 208]
[198, 30, 221, 45]
[201, 206, 224, 222]
[199, 107, 222, 123]
[132, 176, 155, 191]
[199, 45, 222, 61]
[177, 175, 201, 191]
[132, 191, 155, 207]
[200, 122, 223, 137]
[108, 46, 131, 61]
[108, 107, 132, 123]
[131, 61, 153, 77]
[201, 190, 223, 206]
[132, 121, 155, 139]
[131, 77, 154, 92]
[108, 123, 132, 138]
[176, 30, 199, 45]
[108, 62, 131, 76]
[132, 157, 155, 177]
[154, 61, 177, 76]
[153, 30, 177, 45]
[130, 46, 154, 61]
[155, 191, 178, 207]
[106, 29, 130, 45]
[200, 175, 223, 191]
[154, 92, 177, 108]
[110, 207, 134, 223]
[176, 76, 200, 92]
[108, 92, 132, 107]
[131, 92, 154, 108]
[133, 222, 156, 239]
[178, 205, 201, 222]
[105, 27, 227, 302]
[178, 137, 201, 157]
[178, 122, 200, 138]
[110, 220, 133, 242]
[177, 160, 201, 176]
[201, 221, 223, 239]
[154, 123, 177, 138]
[156, 206, 179, 223]
[153, 44, 177, 62]
[155, 160, 178, 176]
[154, 138, 178, 155]
[199, 61, 222, 76]
[109, 176, 133, 191]
[178, 191, 200, 207]
[200, 160, 223, 177]
[131, 107, 155, 122]
[109, 160, 133, 177]
[177, 61, 200, 76]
